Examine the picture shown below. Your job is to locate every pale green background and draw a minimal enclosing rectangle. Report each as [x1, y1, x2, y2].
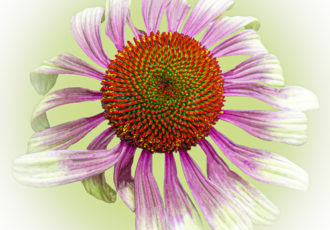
[0, 0, 329, 229]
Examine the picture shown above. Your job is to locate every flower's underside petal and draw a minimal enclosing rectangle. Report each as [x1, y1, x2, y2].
[31, 87, 102, 132]
[199, 139, 279, 225]
[224, 83, 319, 111]
[182, 0, 234, 37]
[13, 144, 123, 187]
[212, 30, 268, 58]
[30, 53, 104, 95]
[105, 0, 130, 50]
[135, 150, 167, 230]
[220, 110, 308, 145]
[114, 143, 137, 211]
[28, 113, 105, 153]
[223, 54, 284, 86]
[164, 153, 202, 230]
[82, 173, 117, 203]
[142, 0, 171, 34]
[71, 7, 109, 67]
[200, 16, 260, 49]
[166, 0, 191, 32]
[210, 128, 309, 191]
[179, 150, 253, 230]
[81, 128, 117, 203]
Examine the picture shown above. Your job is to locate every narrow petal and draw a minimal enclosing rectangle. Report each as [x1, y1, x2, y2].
[179, 150, 253, 230]
[223, 54, 284, 86]
[71, 7, 109, 67]
[220, 110, 308, 145]
[182, 0, 234, 37]
[224, 83, 319, 111]
[212, 30, 268, 58]
[164, 153, 202, 230]
[127, 13, 145, 38]
[200, 16, 260, 49]
[209, 128, 309, 190]
[30, 53, 104, 95]
[105, 0, 130, 50]
[135, 150, 166, 230]
[113, 143, 137, 211]
[31, 87, 102, 132]
[199, 139, 279, 225]
[166, 0, 191, 32]
[13, 143, 124, 187]
[142, 0, 170, 34]
[81, 128, 117, 203]
[28, 113, 105, 153]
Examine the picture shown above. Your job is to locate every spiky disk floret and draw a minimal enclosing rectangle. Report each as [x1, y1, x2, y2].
[101, 31, 225, 153]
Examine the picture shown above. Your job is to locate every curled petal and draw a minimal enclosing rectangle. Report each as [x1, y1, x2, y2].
[71, 7, 110, 67]
[212, 30, 268, 58]
[28, 113, 105, 153]
[210, 128, 309, 191]
[224, 54, 284, 86]
[220, 110, 308, 145]
[182, 0, 234, 37]
[201, 16, 260, 49]
[164, 153, 202, 230]
[30, 53, 104, 95]
[166, 0, 191, 32]
[142, 0, 171, 34]
[135, 150, 166, 230]
[31, 87, 102, 132]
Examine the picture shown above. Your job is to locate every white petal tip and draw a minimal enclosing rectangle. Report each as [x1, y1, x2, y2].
[30, 72, 58, 95]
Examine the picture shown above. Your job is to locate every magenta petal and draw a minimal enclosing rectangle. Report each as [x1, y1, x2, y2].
[166, 0, 191, 32]
[28, 113, 105, 153]
[71, 7, 110, 67]
[114, 143, 137, 211]
[199, 139, 279, 225]
[164, 153, 202, 230]
[135, 150, 167, 230]
[179, 150, 253, 230]
[31, 87, 102, 132]
[182, 0, 234, 37]
[142, 0, 170, 34]
[87, 128, 116, 150]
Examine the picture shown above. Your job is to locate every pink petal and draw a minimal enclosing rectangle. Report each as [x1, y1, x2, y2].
[164, 153, 202, 230]
[87, 128, 116, 150]
[166, 0, 191, 32]
[135, 150, 167, 230]
[31, 87, 102, 132]
[71, 7, 110, 67]
[142, 0, 170, 34]
[201, 16, 259, 49]
[182, 0, 234, 37]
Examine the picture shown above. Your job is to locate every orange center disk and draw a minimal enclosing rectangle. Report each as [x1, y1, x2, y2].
[101, 31, 225, 153]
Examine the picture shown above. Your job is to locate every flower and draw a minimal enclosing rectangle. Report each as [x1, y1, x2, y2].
[13, 0, 318, 229]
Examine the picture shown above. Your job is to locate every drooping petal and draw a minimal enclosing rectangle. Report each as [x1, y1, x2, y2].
[209, 128, 309, 190]
[182, 0, 234, 37]
[81, 128, 117, 203]
[142, 0, 170, 34]
[224, 83, 319, 111]
[164, 153, 202, 230]
[105, 0, 131, 50]
[30, 53, 105, 95]
[179, 150, 253, 230]
[212, 30, 268, 58]
[135, 150, 166, 230]
[199, 139, 279, 225]
[220, 110, 308, 145]
[71, 7, 110, 67]
[200, 16, 260, 49]
[113, 143, 136, 211]
[28, 113, 105, 153]
[223, 54, 284, 86]
[31, 87, 102, 132]
[166, 0, 191, 32]
[127, 13, 145, 38]
[13, 143, 124, 187]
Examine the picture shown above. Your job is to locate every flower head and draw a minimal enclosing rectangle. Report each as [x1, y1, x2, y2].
[13, 0, 318, 229]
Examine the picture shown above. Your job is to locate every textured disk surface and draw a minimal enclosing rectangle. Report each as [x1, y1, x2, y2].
[101, 32, 225, 153]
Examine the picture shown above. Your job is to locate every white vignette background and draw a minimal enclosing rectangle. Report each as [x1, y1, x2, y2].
[0, 0, 329, 229]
